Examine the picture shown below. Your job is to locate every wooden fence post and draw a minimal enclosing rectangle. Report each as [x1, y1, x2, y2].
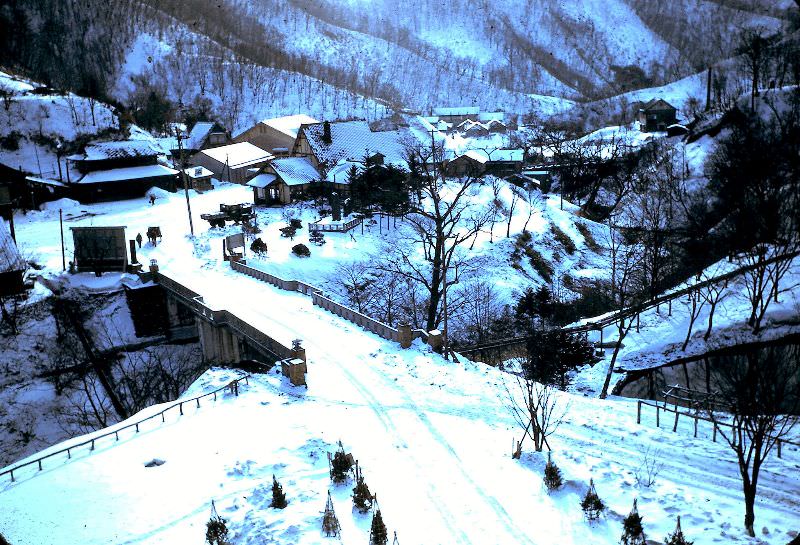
[38, 460, 42, 471]
[693, 416, 698, 438]
[777, 439, 782, 459]
[673, 409, 679, 432]
[180, 402, 184, 415]
[656, 406, 660, 428]
[636, 401, 641, 424]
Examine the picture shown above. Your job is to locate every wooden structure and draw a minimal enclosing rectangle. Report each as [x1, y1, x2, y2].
[70, 226, 128, 273]
[248, 157, 321, 205]
[637, 99, 678, 132]
[183, 166, 214, 191]
[432, 106, 479, 125]
[445, 149, 523, 177]
[191, 142, 272, 185]
[233, 114, 318, 156]
[0, 219, 26, 296]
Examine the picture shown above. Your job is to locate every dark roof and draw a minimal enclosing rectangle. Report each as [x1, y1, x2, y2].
[301, 121, 412, 168]
[82, 141, 160, 161]
[640, 98, 677, 112]
[0, 220, 26, 274]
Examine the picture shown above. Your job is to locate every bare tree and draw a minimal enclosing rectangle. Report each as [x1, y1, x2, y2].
[698, 274, 729, 341]
[681, 290, 706, 351]
[507, 375, 567, 454]
[704, 346, 799, 537]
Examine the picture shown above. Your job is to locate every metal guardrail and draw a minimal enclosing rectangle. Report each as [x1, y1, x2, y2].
[0, 375, 251, 483]
[636, 399, 799, 459]
[308, 217, 361, 233]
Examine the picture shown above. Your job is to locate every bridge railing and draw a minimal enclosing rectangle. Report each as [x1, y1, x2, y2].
[231, 260, 400, 343]
[0, 375, 251, 484]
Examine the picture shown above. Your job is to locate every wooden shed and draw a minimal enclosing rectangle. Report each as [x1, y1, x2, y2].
[0, 219, 26, 296]
[70, 226, 128, 274]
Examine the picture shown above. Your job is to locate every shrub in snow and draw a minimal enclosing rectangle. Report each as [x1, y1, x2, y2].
[330, 443, 353, 483]
[352, 464, 374, 513]
[205, 501, 230, 545]
[543, 452, 563, 492]
[664, 516, 693, 545]
[321, 490, 341, 537]
[270, 474, 288, 509]
[581, 478, 605, 521]
[369, 508, 388, 545]
[290, 218, 303, 229]
[309, 230, 326, 246]
[250, 238, 267, 255]
[292, 243, 311, 257]
[621, 498, 646, 545]
[280, 225, 297, 239]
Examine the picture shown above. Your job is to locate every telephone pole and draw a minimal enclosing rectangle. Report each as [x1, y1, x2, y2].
[175, 126, 194, 237]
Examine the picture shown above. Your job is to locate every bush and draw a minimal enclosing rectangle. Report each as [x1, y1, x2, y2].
[581, 478, 605, 521]
[280, 225, 297, 239]
[330, 443, 354, 483]
[292, 244, 311, 257]
[527, 248, 554, 282]
[270, 475, 288, 509]
[352, 466, 374, 513]
[290, 218, 303, 229]
[0, 131, 21, 151]
[309, 231, 326, 246]
[369, 509, 388, 545]
[621, 498, 646, 545]
[664, 516, 693, 545]
[576, 222, 601, 253]
[250, 238, 268, 255]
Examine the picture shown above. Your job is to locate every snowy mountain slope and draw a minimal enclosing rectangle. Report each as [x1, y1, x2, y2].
[1, 284, 798, 543]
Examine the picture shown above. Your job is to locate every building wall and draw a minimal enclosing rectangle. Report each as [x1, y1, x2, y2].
[445, 156, 485, 177]
[234, 123, 294, 154]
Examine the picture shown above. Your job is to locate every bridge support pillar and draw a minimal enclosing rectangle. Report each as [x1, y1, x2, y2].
[198, 318, 218, 362]
[165, 295, 181, 328]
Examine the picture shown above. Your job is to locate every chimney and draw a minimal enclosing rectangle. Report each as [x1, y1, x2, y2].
[322, 121, 332, 144]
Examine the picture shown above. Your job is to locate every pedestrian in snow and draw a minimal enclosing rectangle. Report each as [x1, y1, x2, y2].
[149, 194, 156, 206]
[136, 233, 143, 248]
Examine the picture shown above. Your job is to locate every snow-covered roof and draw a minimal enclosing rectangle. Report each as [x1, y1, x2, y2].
[433, 107, 479, 116]
[246, 173, 277, 188]
[183, 166, 213, 179]
[270, 157, 320, 186]
[186, 122, 217, 150]
[82, 141, 160, 161]
[478, 112, 505, 122]
[301, 121, 411, 168]
[0, 219, 25, 274]
[76, 164, 178, 184]
[325, 160, 364, 184]
[261, 114, 319, 139]
[640, 98, 676, 112]
[198, 143, 272, 169]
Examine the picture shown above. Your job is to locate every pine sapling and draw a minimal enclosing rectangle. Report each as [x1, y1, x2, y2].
[664, 516, 693, 545]
[330, 441, 353, 483]
[369, 509, 388, 545]
[352, 463, 374, 513]
[581, 478, 605, 522]
[543, 452, 563, 492]
[205, 500, 230, 545]
[621, 498, 646, 545]
[271, 474, 288, 509]
[321, 490, 341, 537]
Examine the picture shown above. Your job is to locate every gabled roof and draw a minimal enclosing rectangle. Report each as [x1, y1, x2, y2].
[300, 120, 411, 168]
[247, 173, 277, 188]
[184, 166, 214, 179]
[478, 111, 505, 122]
[82, 141, 160, 161]
[326, 160, 364, 184]
[270, 157, 320, 186]
[457, 149, 524, 163]
[199, 143, 272, 169]
[640, 98, 677, 112]
[0, 220, 26, 274]
[186, 122, 220, 150]
[261, 114, 320, 139]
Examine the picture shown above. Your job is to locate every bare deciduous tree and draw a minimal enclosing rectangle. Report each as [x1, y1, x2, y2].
[507, 375, 567, 454]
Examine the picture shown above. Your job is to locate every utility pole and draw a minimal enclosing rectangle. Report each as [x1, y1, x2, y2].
[175, 126, 194, 237]
[59, 208, 65, 271]
[442, 249, 448, 361]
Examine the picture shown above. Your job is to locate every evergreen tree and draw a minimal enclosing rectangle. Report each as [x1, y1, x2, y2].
[321, 490, 341, 537]
[369, 509, 388, 545]
[621, 498, 646, 545]
[352, 464, 374, 513]
[543, 452, 563, 492]
[330, 442, 353, 483]
[205, 501, 230, 545]
[271, 475, 288, 509]
[581, 478, 605, 521]
[664, 516, 693, 545]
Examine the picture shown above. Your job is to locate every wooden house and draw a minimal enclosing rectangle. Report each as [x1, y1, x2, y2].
[183, 166, 214, 191]
[67, 141, 178, 203]
[184, 121, 229, 153]
[233, 114, 318, 156]
[0, 219, 25, 296]
[637, 99, 678, 132]
[191, 142, 273, 184]
[248, 157, 321, 205]
[445, 149, 524, 177]
[432, 107, 479, 125]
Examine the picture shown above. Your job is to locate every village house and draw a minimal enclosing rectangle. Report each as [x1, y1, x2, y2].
[248, 156, 321, 205]
[191, 142, 273, 184]
[445, 148, 524, 177]
[50, 141, 179, 203]
[292, 120, 410, 172]
[0, 219, 26, 296]
[432, 106, 480, 126]
[637, 99, 678, 132]
[233, 114, 319, 156]
[182, 166, 214, 191]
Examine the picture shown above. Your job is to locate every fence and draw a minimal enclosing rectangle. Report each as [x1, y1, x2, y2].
[230, 260, 400, 343]
[636, 399, 799, 459]
[308, 217, 362, 233]
[0, 375, 251, 484]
